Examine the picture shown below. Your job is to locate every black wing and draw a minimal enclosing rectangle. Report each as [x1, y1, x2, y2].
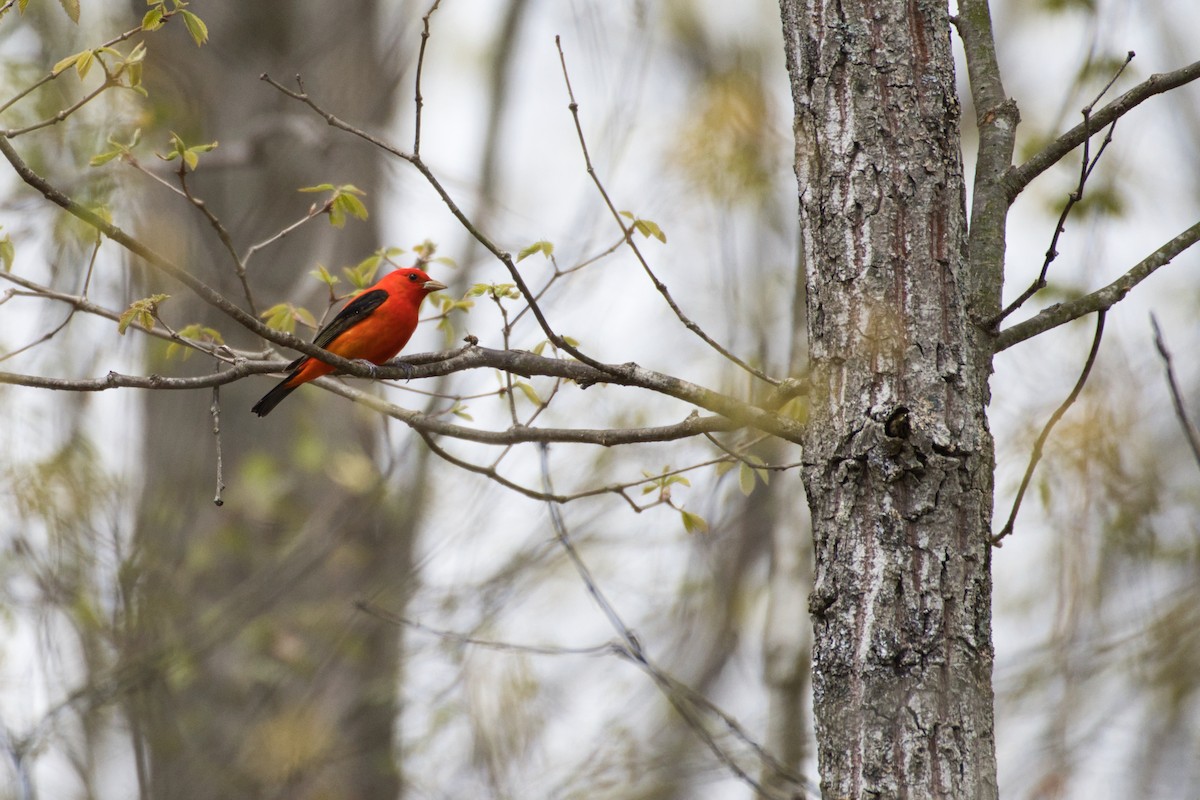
[282, 288, 389, 370]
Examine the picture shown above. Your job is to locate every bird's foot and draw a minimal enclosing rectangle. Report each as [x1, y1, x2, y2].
[350, 359, 380, 379]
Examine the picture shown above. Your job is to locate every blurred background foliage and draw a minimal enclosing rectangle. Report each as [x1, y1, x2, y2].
[0, 0, 1198, 798]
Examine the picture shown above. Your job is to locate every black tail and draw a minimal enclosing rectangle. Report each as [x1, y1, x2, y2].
[251, 377, 297, 417]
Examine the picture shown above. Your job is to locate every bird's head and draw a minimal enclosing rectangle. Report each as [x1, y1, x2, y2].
[389, 267, 447, 297]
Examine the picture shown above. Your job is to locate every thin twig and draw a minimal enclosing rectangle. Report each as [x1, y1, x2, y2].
[553, 37, 781, 388]
[412, 0, 442, 156]
[210, 362, 225, 507]
[992, 310, 1106, 545]
[1150, 315, 1200, 474]
[994, 53, 1132, 325]
[1005, 58, 1200, 200]
[536, 444, 801, 797]
[178, 168, 257, 315]
[996, 218, 1200, 350]
[0, 237, 102, 363]
[355, 600, 620, 657]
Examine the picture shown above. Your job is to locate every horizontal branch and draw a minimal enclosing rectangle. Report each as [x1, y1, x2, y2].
[0, 361, 277, 392]
[995, 218, 1200, 350]
[369, 345, 806, 444]
[327, 378, 741, 447]
[1004, 59, 1200, 200]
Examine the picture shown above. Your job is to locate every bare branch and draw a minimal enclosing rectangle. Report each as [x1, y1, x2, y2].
[0, 237, 101, 363]
[1150, 315, 1200, 474]
[366, 345, 806, 443]
[995, 219, 1200, 350]
[0, 361, 277, 392]
[993, 53, 1132, 325]
[3, 77, 116, 138]
[993, 310, 1106, 545]
[177, 168, 257, 314]
[1004, 59, 1200, 201]
[536, 444, 805, 797]
[413, 0, 442, 155]
[553, 37, 781, 388]
[356, 600, 620, 657]
[209, 364, 226, 507]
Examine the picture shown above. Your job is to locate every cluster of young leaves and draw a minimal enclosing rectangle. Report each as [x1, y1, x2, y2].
[89, 129, 142, 167]
[117, 293, 169, 335]
[156, 131, 218, 172]
[517, 240, 554, 262]
[259, 302, 317, 335]
[467, 282, 521, 302]
[53, 40, 148, 92]
[641, 467, 708, 534]
[715, 455, 771, 497]
[300, 184, 368, 229]
[142, 0, 208, 47]
[619, 211, 667, 243]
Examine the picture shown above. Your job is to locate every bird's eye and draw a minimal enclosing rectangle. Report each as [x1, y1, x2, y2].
[408, 273, 418, 281]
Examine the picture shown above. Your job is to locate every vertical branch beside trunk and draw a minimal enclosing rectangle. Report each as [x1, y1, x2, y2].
[779, 0, 999, 796]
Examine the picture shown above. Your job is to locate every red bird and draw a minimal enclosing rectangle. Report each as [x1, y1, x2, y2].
[251, 267, 446, 417]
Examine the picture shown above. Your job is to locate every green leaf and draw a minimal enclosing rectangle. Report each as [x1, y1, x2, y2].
[180, 9, 209, 46]
[517, 240, 554, 262]
[90, 149, 121, 167]
[680, 510, 708, 534]
[450, 403, 473, 421]
[531, 340, 547, 356]
[738, 463, 756, 496]
[260, 302, 296, 334]
[632, 218, 667, 243]
[141, 5, 164, 31]
[0, 232, 14, 272]
[52, 52, 84, 76]
[331, 192, 368, 227]
[513, 381, 541, 406]
[118, 294, 170, 335]
[341, 257, 380, 289]
[57, 0, 80, 23]
[311, 264, 340, 287]
[74, 49, 95, 80]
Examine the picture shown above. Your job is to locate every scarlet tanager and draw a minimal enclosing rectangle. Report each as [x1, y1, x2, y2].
[251, 267, 446, 417]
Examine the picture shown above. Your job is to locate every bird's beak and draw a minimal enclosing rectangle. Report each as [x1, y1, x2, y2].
[423, 280, 447, 293]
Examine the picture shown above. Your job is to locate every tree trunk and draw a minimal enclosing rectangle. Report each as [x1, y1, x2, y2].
[778, 0, 1000, 796]
[125, 3, 419, 799]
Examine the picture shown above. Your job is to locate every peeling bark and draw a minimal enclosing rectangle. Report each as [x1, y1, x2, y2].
[779, 0, 999, 796]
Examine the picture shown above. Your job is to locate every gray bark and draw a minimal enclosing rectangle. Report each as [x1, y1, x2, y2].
[779, 0, 1000, 796]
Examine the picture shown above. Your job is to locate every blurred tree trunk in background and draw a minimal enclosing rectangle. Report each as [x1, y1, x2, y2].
[122, 3, 423, 798]
[780, 0, 1000, 796]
